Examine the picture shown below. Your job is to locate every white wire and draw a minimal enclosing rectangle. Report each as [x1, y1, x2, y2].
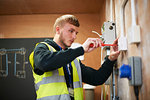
[92, 30, 102, 38]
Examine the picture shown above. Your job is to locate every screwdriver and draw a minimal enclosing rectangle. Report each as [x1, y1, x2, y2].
[90, 31, 117, 47]
[89, 43, 117, 47]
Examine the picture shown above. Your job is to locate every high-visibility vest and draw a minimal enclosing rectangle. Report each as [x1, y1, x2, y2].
[29, 42, 83, 100]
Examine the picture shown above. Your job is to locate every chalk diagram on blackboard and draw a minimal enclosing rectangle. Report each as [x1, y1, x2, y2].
[0, 48, 28, 78]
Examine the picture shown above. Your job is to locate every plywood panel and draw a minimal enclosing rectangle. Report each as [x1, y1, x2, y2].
[106, 0, 150, 100]
[0, 0, 104, 15]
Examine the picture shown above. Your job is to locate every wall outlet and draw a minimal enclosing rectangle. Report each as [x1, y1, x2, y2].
[128, 25, 141, 44]
[118, 36, 128, 51]
[119, 56, 142, 86]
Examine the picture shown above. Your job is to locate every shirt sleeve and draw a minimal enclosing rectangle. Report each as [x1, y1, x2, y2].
[81, 56, 116, 86]
[33, 43, 84, 75]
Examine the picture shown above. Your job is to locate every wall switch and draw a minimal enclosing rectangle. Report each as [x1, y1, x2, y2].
[128, 56, 142, 86]
[118, 36, 128, 51]
[128, 25, 141, 44]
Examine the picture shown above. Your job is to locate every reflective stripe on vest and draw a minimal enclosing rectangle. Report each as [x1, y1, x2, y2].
[29, 42, 83, 100]
[37, 94, 71, 100]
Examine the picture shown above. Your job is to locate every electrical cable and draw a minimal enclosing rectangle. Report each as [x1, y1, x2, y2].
[134, 86, 139, 100]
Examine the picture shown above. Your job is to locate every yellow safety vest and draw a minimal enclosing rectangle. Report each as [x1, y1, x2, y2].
[29, 42, 83, 100]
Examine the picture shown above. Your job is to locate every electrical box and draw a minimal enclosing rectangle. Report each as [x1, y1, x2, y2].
[118, 36, 128, 51]
[128, 56, 142, 86]
[128, 25, 141, 44]
[119, 56, 142, 86]
[101, 21, 116, 44]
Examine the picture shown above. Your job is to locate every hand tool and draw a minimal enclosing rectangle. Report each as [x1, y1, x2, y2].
[89, 43, 117, 47]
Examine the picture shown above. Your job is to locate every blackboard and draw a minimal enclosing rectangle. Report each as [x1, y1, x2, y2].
[0, 38, 52, 100]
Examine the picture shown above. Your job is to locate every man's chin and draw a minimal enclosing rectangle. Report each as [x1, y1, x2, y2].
[64, 44, 71, 48]
[67, 45, 71, 48]
[67, 43, 72, 48]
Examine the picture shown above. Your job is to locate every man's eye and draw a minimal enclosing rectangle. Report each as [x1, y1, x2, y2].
[69, 30, 73, 33]
[75, 32, 78, 35]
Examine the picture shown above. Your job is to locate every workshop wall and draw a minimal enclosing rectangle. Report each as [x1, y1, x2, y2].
[0, 13, 106, 100]
[106, 0, 150, 100]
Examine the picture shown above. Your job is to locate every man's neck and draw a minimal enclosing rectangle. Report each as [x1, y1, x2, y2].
[53, 38, 66, 50]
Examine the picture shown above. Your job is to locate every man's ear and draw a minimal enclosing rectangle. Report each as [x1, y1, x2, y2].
[56, 26, 60, 34]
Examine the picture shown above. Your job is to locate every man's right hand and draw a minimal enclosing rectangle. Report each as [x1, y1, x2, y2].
[82, 38, 102, 53]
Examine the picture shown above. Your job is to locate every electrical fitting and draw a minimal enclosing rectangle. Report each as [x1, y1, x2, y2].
[119, 64, 131, 80]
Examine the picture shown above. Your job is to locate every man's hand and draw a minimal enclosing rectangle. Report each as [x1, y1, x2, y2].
[108, 38, 120, 61]
[82, 38, 102, 53]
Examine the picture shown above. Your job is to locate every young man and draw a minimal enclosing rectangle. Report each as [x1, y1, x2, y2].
[29, 15, 120, 100]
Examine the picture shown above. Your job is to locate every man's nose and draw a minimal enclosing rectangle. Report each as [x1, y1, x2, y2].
[72, 32, 77, 39]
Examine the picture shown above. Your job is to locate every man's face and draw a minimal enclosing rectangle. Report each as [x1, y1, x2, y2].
[59, 23, 79, 48]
